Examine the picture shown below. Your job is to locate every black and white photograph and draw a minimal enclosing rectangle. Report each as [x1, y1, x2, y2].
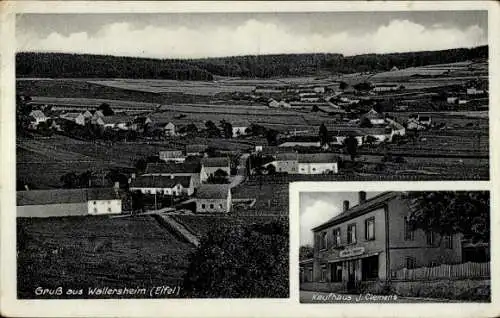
[299, 190, 490, 303]
[2, 1, 496, 316]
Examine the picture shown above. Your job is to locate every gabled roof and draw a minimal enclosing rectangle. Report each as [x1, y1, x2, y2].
[201, 157, 230, 168]
[61, 112, 83, 119]
[145, 162, 200, 174]
[17, 188, 120, 206]
[29, 110, 46, 119]
[102, 115, 134, 124]
[361, 109, 384, 120]
[130, 175, 190, 188]
[196, 184, 231, 199]
[312, 192, 399, 232]
[298, 153, 338, 164]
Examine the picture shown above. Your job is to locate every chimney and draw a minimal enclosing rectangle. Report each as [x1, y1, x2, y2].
[359, 191, 367, 204]
[343, 200, 350, 212]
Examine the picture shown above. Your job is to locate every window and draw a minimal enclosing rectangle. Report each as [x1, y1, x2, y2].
[312, 167, 316, 172]
[321, 265, 327, 282]
[107, 207, 111, 212]
[347, 224, 357, 244]
[444, 235, 453, 249]
[426, 231, 435, 246]
[93, 208, 98, 213]
[404, 216, 414, 241]
[330, 262, 342, 282]
[201, 204, 206, 209]
[365, 217, 375, 241]
[219, 204, 223, 209]
[405, 256, 416, 269]
[210, 204, 214, 209]
[320, 232, 328, 250]
[93, 201, 97, 205]
[333, 228, 341, 247]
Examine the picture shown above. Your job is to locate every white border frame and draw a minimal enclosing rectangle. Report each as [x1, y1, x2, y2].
[1, 1, 499, 317]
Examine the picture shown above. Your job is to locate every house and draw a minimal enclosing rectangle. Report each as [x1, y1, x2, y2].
[279, 100, 291, 108]
[28, 110, 48, 128]
[200, 157, 231, 182]
[309, 192, 464, 292]
[143, 162, 201, 189]
[60, 112, 85, 126]
[159, 150, 186, 163]
[262, 152, 299, 174]
[300, 259, 314, 283]
[360, 109, 386, 126]
[232, 121, 250, 138]
[330, 130, 364, 146]
[156, 122, 176, 136]
[372, 84, 401, 93]
[129, 175, 190, 196]
[93, 110, 105, 118]
[390, 66, 399, 72]
[186, 144, 208, 157]
[102, 115, 134, 130]
[82, 110, 93, 119]
[361, 128, 393, 144]
[278, 136, 321, 148]
[268, 98, 280, 108]
[134, 116, 153, 127]
[17, 188, 122, 217]
[195, 184, 232, 213]
[385, 118, 406, 137]
[297, 153, 338, 174]
[466, 87, 485, 95]
[90, 116, 105, 126]
[255, 145, 263, 153]
[418, 116, 432, 127]
[447, 97, 458, 104]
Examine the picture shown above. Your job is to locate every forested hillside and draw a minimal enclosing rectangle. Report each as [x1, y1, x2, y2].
[16, 45, 487, 79]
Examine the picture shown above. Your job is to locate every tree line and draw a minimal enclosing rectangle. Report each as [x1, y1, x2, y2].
[17, 46, 487, 79]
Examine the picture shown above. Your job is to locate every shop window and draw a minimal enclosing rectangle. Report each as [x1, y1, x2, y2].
[362, 255, 379, 280]
[404, 216, 414, 241]
[330, 262, 343, 282]
[365, 217, 375, 241]
[333, 228, 341, 246]
[347, 224, 357, 244]
[405, 256, 416, 269]
[445, 235, 453, 249]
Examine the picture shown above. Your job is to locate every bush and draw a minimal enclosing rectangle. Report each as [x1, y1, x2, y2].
[182, 220, 289, 298]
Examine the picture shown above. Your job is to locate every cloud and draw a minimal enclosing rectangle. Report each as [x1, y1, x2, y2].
[17, 18, 487, 58]
[300, 200, 341, 246]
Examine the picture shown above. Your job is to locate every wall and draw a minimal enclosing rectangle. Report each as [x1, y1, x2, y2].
[196, 199, 229, 213]
[387, 196, 463, 271]
[298, 163, 338, 174]
[87, 199, 122, 215]
[314, 207, 387, 282]
[273, 160, 298, 173]
[17, 203, 87, 217]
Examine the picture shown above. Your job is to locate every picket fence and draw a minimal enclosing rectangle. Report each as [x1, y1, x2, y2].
[391, 262, 490, 281]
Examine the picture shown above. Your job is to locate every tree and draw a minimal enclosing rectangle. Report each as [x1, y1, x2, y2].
[299, 245, 314, 260]
[135, 158, 147, 174]
[344, 135, 358, 161]
[206, 169, 229, 184]
[131, 190, 145, 213]
[60, 172, 78, 188]
[182, 220, 289, 298]
[311, 105, 319, 112]
[360, 117, 373, 128]
[98, 102, 114, 116]
[318, 123, 330, 147]
[205, 120, 220, 137]
[266, 130, 279, 146]
[220, 120, 233, 139]
[406, 191, 489, 243]
[339, 81, 348, 90]
[266, 164, 277, 175]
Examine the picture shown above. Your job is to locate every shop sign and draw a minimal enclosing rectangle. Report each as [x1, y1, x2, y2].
[339, 246, 365, 258]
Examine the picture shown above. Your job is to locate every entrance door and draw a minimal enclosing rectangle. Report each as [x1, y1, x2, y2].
[346, 260, 356, 291]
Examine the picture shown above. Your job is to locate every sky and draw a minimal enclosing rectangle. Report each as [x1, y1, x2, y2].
[16, 11, 488, 59]
[299, 191, 381, 246]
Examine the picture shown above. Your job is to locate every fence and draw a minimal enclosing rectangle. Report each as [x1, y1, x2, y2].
[391, 262, 490, 281]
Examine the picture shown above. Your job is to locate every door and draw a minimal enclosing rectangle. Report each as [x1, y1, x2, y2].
[346, 260, 356, 291]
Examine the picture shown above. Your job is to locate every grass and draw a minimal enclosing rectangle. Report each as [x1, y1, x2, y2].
[17, 215, 194, 299]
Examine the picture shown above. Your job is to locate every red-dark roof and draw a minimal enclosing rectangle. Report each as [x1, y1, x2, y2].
[298, 153, 338, 163]
[130, 175, 190, 188]
[312, 192, 399, 232]
[201, 157, 230, 168]
[17, 188, 120, 206]
[196, 184, 231, 199]
[144, 162, 200, 174]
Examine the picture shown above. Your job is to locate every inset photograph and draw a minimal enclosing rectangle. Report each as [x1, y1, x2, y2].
[299, 191, 490, 303]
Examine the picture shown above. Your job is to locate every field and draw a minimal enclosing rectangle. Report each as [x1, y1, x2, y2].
[17, 215, 194, 298]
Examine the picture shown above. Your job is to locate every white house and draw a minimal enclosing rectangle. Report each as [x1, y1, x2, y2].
[200, 157, 231, 182]
[129, 175, 186, 196]
[467, 88, 485, 95]
[372, 84, 400, 92]
[195, 184, 232, 213]
[386, 118, 406, 137]
[262, 152, 299, 174]
[159, 150, 186, 163]
[156, 122, 176, 136]
[17, 188, 122, 217]
[28, 110, 48, 128]
[82, 110, 93, 119]
[361, 109, 386, 126]
[330, 130, 364, 146]
[232, 121, 250, 138]
[268, 98, 280, 108]
[447, 97, 458, 104]
[60, 112, 85, 126]
[143, 162, 201, 189]
[297, 153, 338, 175]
